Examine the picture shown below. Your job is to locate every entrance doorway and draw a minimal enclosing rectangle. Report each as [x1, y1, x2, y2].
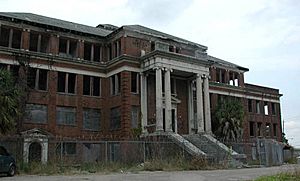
[29, 142, 42, 162]
[163, 108, 177, 132]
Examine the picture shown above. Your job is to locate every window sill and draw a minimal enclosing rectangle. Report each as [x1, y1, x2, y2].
[82, 95, 103, 99]
[57, 92, 77, 96]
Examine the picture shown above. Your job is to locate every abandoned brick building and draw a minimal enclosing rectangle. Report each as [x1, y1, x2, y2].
[0, 12, 283, 163]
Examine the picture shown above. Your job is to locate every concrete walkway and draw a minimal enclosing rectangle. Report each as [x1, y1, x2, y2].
[1, 164, 299, 181]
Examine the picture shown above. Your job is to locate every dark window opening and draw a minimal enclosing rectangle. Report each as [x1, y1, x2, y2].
[59, 38, 67, 54]
[68, 73, 76, 94]
[69, 40, 77, 57]
[256, 100, 260, 114]
[9, 65, 19, 82]
[108, 44, 112, 60]
[93, 77, 100, 96]
[40, 35, 49, 53]
[111, 73, 121, 95]
[266, 123, 271, 137]
[249, 122, 255, 136]
[257, 122, 262, 137]
[0, 27, 10, 47]
[169, 45, 174, 52]
[84, 42, 92, 61]
[83, 75, 90, 95]
[94, 44, 101, 62]
[131, 72, 138, 93]
[0, 63, 7, 70]
[57, 72, 66, 93]
[38, 69, 48, 90]
[176, 47, 180, 53]
[273, 124, 277, 137]
[151, 42, 155, 51]
[248, 99, 253, 112]
[271, 103, 276, 115]
[12, 29, 21, 49]
[27, 68, 37, 89]
[29, 33, 38, 51]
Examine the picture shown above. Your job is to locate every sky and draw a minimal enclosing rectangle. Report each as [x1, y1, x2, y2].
[1, 0, 299, 147]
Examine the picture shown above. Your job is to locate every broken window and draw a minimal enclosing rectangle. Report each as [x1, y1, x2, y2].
[0, 26, 10, 47]
[83, 75, 101, 96]
[249, 121, 255, 137]
[56, 106, 76, 126]
[256, 100, 260, 114]
[110, 73, 121, 95]
[248, 99, 253, 112]
[257, 122, 262, 137]
[57, 72, 76, 94]
[59, 37, 77, 57]
[110, 107, 121, 130]
[131, 72, 138, 93]
[30, 32, 50, 53]
[56, 142, 76, 155]
[131, 106, 139, 128]
[273, 124, 277, 137]
[264, 102, 269, 115]
[271, 103, 276, 115]
[24, 104, 47, 123]
[27, 68, 48, 91]
[83, 108, 101, 131]
[11, 29, 21, 49]
[84, 42, 92, 61]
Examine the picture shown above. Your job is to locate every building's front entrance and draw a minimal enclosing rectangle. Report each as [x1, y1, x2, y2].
[163, 108, 177, 133]
[28, 142, 42, 162]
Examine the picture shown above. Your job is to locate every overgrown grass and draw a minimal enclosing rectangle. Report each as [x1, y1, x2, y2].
[255, 168, 300, 181]
[17, 156, 224, 175]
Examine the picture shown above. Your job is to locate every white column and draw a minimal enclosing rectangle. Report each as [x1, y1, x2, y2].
[164, 68, 172, 132]
[155, 67, 163, 132]
[196, 75, 204, 133]
[203, 75, 212, 133]
[140, 73, 148, 134]
[187, 80, 194, 134]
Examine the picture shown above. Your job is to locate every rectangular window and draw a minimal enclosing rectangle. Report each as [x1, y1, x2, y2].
[273, 124, 277, 137]
[57, 72, 76, 94]
[131, 72, 138, 93]
[27, 68, 48, 91]
[109, 143, 120, 161]
[264, 102, 269, 115]
[131, 106, 139, 128]
[110, 73, 121, 95]
[271, 103, 276, 115]
[29, 32, 39, 52]
[12, 29, 22, 49]
[257, 122, 262, 137]
[59, 38, 77, 57]
[56, 106, 76, 125]
[83, 108, 101, 131]
[0, 26, 10, 47]
[84, 42, 92, 61]
[249, 121, 255, 136]
[94, 44, 101, 62]
[248, 99, 253, 112]
[83, 75, 101, 96]
[256, 100, 260, 114]
[57, 143, 76, 155]
[25, 104, 47, 123]
[110, 107, 121, 130]
[59, 38, 67, 54]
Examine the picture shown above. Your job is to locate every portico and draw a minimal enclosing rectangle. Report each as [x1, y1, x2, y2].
[140, 54, 212, 135]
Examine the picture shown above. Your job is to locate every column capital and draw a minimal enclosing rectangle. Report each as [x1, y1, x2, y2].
[153, 66, 163, 70]
[163, 67, 173, 72]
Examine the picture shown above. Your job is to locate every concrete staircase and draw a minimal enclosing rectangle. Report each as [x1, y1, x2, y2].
[183, 134, 246, 164]
[167, 132, 206, 157]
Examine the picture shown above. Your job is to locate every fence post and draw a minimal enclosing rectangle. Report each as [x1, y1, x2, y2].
[105, 141, 108, 163]
[143, 141, 146, 163]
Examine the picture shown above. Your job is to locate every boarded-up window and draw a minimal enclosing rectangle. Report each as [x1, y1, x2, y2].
[83, 108, 101, 131]
[56, 143, 76, 155]
[131, 106, 139, 128]
[56, 106, 76, 125]
[25, 104, 47, 123]
[110, 107, 121, 129]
